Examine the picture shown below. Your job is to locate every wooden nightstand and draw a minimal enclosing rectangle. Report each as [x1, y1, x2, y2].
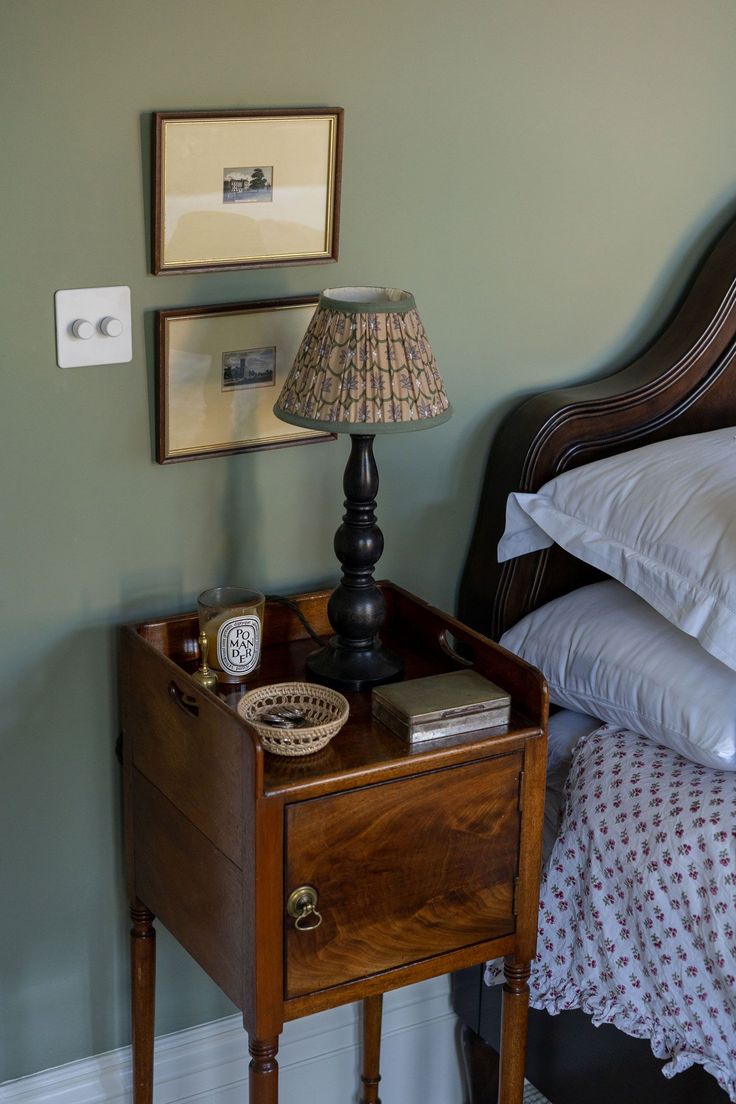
[120, 582, 547, 1104]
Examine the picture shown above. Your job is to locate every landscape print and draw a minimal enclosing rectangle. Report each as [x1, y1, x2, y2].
[222, 346, 276, 390]
[223, 166, 273, 203]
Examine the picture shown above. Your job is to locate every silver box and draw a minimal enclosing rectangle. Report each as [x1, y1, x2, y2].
[372, 669, 511, 744]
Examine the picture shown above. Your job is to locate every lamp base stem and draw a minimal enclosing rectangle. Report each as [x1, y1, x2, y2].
[309, 434, 403, 693]
[306, 639, 403, 693]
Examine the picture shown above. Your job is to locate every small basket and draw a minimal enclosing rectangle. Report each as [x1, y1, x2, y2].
[237, 681, 349, 757]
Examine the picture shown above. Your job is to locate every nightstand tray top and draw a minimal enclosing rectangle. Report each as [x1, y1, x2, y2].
[121, 582, 547, 800]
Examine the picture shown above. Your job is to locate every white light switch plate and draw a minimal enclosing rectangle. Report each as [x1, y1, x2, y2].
[55, 286, 132, 368]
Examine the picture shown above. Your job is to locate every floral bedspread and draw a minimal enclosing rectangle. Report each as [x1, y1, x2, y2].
[486, 726, 736, 1100]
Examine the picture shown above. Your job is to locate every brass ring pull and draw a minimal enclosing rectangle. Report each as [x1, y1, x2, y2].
[287, 885, 323, 932]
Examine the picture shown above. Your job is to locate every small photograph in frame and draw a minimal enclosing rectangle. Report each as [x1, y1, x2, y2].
[223, 166, 273, 204]
[156, 296, 335, 463]
[153, 108, 343, 274]
[221, 346, 275, 391]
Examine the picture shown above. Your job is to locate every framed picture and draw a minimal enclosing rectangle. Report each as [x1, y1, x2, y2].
[153, 108, 343, 274]
[156, 296, 335, 462]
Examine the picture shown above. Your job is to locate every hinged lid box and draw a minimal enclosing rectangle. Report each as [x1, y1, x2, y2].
[372, 669, 511, 744]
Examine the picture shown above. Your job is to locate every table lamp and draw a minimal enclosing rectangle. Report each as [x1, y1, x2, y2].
[273, 286, 452, 691]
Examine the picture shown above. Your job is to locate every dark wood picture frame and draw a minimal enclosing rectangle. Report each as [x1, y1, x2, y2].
[156, 295, 336, 463]
[152, 107, 343, 275]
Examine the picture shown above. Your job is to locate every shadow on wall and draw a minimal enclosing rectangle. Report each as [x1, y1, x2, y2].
[0, 623, 125, 1075]
[0, 597, 239, 1080]
[219, 450, 269, 588]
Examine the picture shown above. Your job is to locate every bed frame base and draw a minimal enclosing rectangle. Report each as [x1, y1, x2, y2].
[454, 971, 728, 1103]
[455, 208, 736, 1104]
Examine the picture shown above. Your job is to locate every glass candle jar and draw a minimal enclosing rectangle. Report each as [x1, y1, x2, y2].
[197, 586, 266, 683]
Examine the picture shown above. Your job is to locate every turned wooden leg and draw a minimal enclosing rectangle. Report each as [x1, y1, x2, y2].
[360, 994, 383, 1104]
[498, 960, 531, 1104]
[130, 904, 156, 1104]
[249, 1036, 279, 1104]
[460, 1023, 501, 1104]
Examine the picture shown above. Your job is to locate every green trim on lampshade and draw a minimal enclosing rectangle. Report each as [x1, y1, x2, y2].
[273, 289, 451, 433]
[319, 287, 416, 314]
[273, 402, 453, 434]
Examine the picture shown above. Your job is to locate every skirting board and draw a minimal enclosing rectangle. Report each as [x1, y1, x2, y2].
[0, 976, 465, 1104]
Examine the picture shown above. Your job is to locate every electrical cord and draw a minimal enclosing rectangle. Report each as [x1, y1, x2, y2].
[265, 593, 328, 647]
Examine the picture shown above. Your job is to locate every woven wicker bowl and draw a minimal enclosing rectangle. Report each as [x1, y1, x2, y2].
[237, 681, 350, 757]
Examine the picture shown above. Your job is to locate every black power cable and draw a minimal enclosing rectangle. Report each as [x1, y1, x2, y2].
[264, 593, 328, 647]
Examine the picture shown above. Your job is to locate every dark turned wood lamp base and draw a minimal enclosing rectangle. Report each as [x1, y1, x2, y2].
[308, 433, 403, 692]
[305, 636, 403, 692]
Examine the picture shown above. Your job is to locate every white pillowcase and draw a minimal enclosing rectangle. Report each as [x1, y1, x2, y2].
[500, 580, 736, 771]
[546, 708, 602, 772]
[543, 709, 602, 861]
[497, 426, 736, 672]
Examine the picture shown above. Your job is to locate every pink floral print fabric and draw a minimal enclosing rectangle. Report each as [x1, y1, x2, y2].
[486, 726, 736, 1099]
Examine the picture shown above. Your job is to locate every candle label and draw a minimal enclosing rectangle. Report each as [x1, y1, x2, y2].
[217, 615, 261, 676]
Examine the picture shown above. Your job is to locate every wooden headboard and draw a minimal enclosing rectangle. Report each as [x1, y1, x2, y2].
[459, 214, 736, 642]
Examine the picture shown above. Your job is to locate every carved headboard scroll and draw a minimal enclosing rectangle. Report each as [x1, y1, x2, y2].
[459, 214, 736, 641]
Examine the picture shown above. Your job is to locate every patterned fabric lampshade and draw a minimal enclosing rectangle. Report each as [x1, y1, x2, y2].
[273, 287, 451, 433]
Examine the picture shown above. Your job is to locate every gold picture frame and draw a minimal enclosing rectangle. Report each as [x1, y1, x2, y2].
[152, 108, 343, 274]
[156, 296, 335, 462]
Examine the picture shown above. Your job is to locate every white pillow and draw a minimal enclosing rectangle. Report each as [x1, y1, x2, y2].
[500, 580, 736, 771]
[546, 708, 601, 772]
[543, 709, 602, 861]
[497, 426, 736, 672]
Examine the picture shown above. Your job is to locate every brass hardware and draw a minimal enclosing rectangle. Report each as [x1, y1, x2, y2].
[191, 631, 218, 692]
[287, 885, 323, 931]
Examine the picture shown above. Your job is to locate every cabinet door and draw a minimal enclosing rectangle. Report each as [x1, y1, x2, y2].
[285, 753, 522, 998]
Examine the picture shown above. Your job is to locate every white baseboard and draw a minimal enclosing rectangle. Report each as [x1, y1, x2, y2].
[0, 976, 465, 1104]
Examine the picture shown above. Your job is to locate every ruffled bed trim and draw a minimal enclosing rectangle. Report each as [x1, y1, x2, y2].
[485, 960, 735, 1099]
[527, 974, 736, 1102]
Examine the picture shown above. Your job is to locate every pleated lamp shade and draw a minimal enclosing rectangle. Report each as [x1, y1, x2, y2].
[273, 287, 451, 434]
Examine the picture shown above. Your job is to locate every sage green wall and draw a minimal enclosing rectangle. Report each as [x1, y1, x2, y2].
[1, 0, 734, 1083]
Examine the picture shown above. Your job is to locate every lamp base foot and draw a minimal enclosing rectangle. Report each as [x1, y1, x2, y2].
[306, 640, 403, 693]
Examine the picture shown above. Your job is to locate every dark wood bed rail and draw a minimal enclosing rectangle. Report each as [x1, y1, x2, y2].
[455, 211, 736, 1104]
[459, 213, 736, 642]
